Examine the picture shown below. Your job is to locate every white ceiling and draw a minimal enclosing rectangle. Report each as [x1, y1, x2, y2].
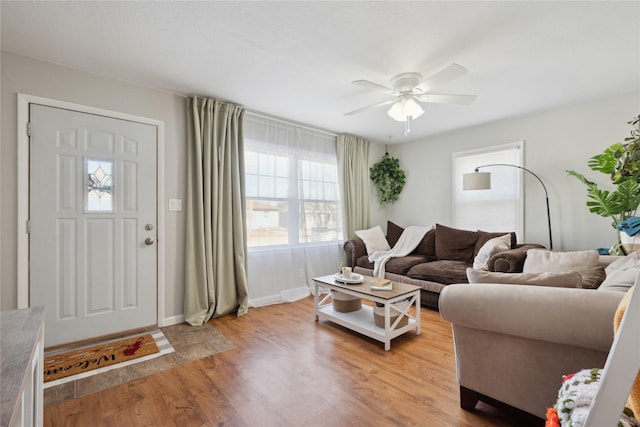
[2, 1, 639, 143]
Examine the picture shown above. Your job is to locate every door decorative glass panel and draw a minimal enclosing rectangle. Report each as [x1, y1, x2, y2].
[86, 159, 113, 212]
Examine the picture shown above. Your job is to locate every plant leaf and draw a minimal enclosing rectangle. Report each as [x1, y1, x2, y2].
[587, 143, 624, 174]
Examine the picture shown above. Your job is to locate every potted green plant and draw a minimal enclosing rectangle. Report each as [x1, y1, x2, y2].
[567, 115, 640, 252]
[370, 152, 406, 204]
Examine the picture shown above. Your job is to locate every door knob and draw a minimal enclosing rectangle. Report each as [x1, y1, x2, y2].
[144, 237, 155, 245]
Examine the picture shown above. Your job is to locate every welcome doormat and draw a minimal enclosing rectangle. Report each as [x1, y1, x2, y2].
[43, 330, 174, 387]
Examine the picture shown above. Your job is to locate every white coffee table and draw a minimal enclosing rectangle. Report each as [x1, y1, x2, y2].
[313, 274, 421, 350]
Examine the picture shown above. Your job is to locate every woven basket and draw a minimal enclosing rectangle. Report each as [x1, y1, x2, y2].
[373, 300, 410, 328]
[331, 290, 362, 313]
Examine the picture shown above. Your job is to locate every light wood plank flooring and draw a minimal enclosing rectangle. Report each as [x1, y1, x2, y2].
[44, 297, 539, 426]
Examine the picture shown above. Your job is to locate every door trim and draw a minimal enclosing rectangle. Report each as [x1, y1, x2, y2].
[17, 93, 167, 327]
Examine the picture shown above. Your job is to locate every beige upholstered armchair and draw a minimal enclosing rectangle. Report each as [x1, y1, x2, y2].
[439, 283, 625, 420]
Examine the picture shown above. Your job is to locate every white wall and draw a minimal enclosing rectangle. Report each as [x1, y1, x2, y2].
[2, 49, 637, 316]
[1, 51, 187, 320]
[387, 91, 640, 251]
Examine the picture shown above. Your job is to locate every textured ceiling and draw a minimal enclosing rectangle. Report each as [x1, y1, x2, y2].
[2, 1, 639, 143]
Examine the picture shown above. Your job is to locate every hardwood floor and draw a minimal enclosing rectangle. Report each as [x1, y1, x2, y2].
[44, 297, 538, 426]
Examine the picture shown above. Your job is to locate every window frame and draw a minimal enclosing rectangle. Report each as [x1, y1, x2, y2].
[451, 141, 524, 239]
[244, 141, 342, 250]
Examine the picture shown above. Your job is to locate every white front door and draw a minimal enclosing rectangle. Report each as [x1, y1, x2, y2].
[29, 104, 158, 347]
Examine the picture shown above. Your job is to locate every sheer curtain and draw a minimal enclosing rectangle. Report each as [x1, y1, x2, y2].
[184, 96, 250, 325]
[337, 134, 370, 240]
[243, 114, 342, 306]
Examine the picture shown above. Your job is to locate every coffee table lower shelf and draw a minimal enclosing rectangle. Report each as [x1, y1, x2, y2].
[317, 304, 418, 347]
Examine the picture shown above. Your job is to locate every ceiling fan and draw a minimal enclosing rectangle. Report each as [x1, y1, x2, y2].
[345, 63, 476, 135]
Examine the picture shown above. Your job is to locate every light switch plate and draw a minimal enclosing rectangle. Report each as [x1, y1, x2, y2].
[169, 199, 182, 211]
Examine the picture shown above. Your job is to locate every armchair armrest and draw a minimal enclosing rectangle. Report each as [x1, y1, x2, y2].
[488, 243, 545, 273]
[439, 284, 624, 351]
[343, 237, 367, 268]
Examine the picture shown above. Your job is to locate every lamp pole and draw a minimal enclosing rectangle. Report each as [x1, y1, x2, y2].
[474, 163, 553, 250]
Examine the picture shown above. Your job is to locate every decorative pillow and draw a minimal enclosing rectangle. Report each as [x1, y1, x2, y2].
[605, 252, 640, 275]
[522, 249, 599, 274]
[615, 287, 640, 418]
[355, 225, 391, 255]
[385, 221, 405, 248]
[578, 266, 607, 289]
[472, 234, 512, 270]
[546, 368, 639, 427]
[466, 268, 582, 288]
[599, 253, 640, 292]
[474, 231, 516, 256]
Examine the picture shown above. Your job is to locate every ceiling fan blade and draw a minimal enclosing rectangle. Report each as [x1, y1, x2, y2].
[344, 99, 395, 116]
[417, 94, 477, 105]
[352, 79, 395, 94]
[414, 63, 468, 93]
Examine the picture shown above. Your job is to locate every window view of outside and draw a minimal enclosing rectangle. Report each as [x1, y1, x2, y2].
[245, 149, 342, 247]
[452, 142, 523, 239]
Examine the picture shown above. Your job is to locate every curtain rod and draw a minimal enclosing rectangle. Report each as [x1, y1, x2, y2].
[246, 110, 338, 138]
[186, 95, 338, 138]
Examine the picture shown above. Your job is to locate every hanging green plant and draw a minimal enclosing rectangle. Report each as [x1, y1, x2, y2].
[370, 152, 406, 204]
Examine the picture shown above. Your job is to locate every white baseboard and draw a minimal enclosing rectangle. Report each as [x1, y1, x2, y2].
[249, 286, 310, 307]
[160, 314, 185, 327]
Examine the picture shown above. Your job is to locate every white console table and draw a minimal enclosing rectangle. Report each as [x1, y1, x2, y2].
[1, 306, 45, 427]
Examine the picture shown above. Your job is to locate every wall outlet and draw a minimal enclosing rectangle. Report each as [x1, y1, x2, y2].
[168, 199, 182, 211]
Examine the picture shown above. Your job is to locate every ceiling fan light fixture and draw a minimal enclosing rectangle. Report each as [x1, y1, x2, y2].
[345, 64, 474, 136]
[387, 97, 424, 122]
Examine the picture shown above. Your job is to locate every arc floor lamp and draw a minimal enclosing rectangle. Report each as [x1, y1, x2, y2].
[462, 163, 553, 250]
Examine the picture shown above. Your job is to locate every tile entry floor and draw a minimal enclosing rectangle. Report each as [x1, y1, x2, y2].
[44, 322, 235, 407]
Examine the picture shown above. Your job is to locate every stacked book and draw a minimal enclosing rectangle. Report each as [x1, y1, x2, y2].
[370, 278, 392, 291]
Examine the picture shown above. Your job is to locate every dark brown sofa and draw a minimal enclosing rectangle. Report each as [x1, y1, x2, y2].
[343, 223, 545, 309]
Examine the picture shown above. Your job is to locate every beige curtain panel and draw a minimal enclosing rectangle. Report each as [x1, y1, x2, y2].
[337, 134, 370, 240]
[184, 96, 249, 326]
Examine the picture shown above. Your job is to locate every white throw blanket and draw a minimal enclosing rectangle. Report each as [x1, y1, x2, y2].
[369, 225, 430, 278]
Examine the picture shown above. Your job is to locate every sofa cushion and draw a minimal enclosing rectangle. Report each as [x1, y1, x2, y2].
[384, 255, 432, 275]
[407, 260, 469, 284]
[386, 221, 404, 248]
[435, 224, 478, 263]
[466, 268, 583, 288]
[355, 225, 390, 254]
[413, 227, 436, 257]
[474, 230, 516, 256]
[522, 249, 599, 273]
[473, 234, 512, 270]
[356, 255, 374, 269]
[599, 252, 640, 292]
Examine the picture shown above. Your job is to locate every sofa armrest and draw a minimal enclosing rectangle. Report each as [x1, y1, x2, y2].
[488, 243, 545, 273]
[343, 237, 367, 268]
[439, 284, 623, 351]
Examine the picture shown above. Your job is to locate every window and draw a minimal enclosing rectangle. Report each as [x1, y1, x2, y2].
[244, 115, 342, 248]
[452, 142, 524, 238]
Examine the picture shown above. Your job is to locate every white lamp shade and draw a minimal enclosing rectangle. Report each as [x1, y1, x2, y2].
[387, 97, 424, 122]
[463, 171, 491, 190]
